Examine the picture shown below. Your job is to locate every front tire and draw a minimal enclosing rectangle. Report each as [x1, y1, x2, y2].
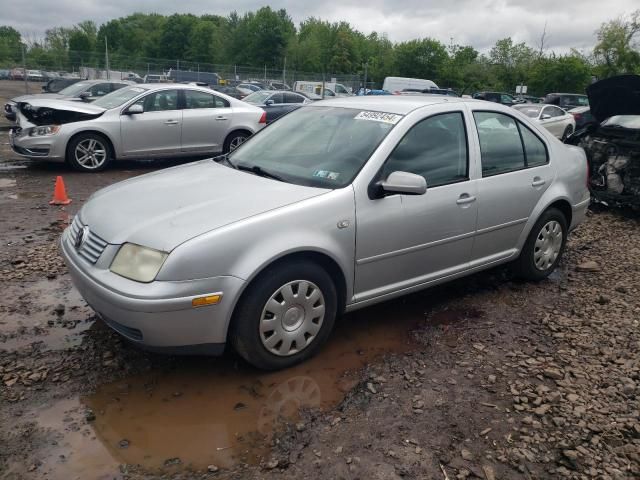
[66, 133, 111, 172]
[514, 208, 567, 281]
[230, 261, 338, 370]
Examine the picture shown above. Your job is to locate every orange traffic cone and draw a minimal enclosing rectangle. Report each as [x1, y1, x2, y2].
[49, 176, 72, 205]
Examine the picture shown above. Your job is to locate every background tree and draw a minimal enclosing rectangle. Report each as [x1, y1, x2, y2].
[593, 10, 640, 77]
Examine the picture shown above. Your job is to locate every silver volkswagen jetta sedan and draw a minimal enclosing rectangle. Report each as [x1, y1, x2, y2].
[61, 96, 590, 369]
[9, 84, 266, 172]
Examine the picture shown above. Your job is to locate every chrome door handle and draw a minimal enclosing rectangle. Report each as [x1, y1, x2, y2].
[215, 116, 228, 121]
[532, 177, 546, 187]
[456, 194, 476, 205]
[164, 120, 178, 125]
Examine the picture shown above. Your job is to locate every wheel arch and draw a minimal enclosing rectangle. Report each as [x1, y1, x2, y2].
[65, 129, 117, 161]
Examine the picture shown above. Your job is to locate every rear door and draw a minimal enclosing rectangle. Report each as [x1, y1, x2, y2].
[181, 89, 232, 153]
[469, 110, 553, 263]
[120, 89, 182, 156]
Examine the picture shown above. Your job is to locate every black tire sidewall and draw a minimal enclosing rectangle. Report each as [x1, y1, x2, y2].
[231, 261, 338, 370]
[562, 125, 573, 141]
[223, 132, 248, 154]
[516, 208, 568, 281]
[66, 133, 111, 172]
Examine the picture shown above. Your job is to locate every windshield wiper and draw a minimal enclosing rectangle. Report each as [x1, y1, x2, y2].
[236, 164, 285, 182]
[212, 153, 236, 169]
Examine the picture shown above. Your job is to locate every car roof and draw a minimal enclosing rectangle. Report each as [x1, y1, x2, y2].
[308, 96, 479, 115]
[547, 93, 586, 96]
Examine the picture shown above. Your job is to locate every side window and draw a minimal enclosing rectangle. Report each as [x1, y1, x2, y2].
[112, 83, 128, 91]
[284, 92, 305, 103]
[551, 106, 565, 117]
[89, 83, 111, 97]
[213, 95, 230, 108]
[184, 90, 216, 109]
[269, 93, 284, 104]
[473, 112, 525, 176]
[501, 94, 514, 104]
[135, 90, 179, 112]
[519, 123, 548, 167]
[382, 112, 468, 188]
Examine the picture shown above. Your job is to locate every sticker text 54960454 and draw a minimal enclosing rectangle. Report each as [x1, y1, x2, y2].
[354, 111, 403, 125]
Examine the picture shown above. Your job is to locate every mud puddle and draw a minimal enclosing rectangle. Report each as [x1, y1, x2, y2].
[0, 278, 93, 351]
[25, 296, 449, 478]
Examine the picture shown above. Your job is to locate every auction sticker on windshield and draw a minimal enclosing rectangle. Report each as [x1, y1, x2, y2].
[354, 111, 403, 124]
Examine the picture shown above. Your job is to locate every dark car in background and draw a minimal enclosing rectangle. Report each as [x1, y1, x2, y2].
[422, 88, 459, 97]
[4, 79, 133, 121]
[544, 93, 589, 110]
[568, 106, 597, 131]
[242, 90, 310, 123]
[566, 75, 640, 209]
[472, 91, 517, 106]
[211, 85, 244, 100]
[42, 77, 82, 93]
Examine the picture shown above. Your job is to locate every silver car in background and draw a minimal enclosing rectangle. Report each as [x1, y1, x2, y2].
[61, 97, 590, 369]
[10, 84, 266, 171]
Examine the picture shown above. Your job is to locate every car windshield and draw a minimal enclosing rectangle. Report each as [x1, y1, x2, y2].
[93, 86, 148, 109]
[601, 115, 640, 129]
[244, 91, 272, 104]
[514, 105, 543, 118]
[58, 82, 93, 97]
[228, 106, 401, 189]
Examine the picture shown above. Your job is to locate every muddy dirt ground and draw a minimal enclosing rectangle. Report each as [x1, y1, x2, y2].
[1, 85, 639, 479]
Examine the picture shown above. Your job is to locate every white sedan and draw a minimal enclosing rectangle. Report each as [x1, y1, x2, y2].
[513, 104, 576, 140]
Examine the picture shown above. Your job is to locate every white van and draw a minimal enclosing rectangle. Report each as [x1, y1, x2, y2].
[294, 81, 352, 97]
[382, 77, 439, 94]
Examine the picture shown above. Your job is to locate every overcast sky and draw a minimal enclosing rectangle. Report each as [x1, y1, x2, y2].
[4, 0, 638, 53]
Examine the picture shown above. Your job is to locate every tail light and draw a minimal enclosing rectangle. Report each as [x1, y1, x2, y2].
[572, 113, 582, 121]
[259, 111, 267, 124]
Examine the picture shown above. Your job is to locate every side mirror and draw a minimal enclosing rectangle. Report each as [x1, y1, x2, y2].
[377, 171, 427, 197]
[125, 104, 144, 115]
[265, 99, 275, 106]
[541, 114, 551, 120]
[79, 91, 91, 101]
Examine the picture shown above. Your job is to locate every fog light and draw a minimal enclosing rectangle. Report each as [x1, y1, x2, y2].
[192, 294, 222, 307]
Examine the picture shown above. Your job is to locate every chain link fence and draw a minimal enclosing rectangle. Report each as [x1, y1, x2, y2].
[0, 48, 363, 92]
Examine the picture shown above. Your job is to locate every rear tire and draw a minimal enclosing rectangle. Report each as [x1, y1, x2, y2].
[514, 208, 568, 281]
[223, 131, 249, 153]
[230, 261, 337, 370]
[66, 133, 111, 172]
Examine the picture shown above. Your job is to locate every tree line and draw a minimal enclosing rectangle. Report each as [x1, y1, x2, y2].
[0, 7, 639, 95]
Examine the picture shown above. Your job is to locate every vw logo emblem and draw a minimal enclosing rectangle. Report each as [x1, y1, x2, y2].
[75, 225, 90, 250]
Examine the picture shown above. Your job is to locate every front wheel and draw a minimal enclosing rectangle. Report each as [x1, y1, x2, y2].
[514, 208, 567, 281]
[66, 133, 111, 172]
[230, 261, 338, 370]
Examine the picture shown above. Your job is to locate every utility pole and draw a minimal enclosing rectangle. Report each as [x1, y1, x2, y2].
[363, 62, 368, 95]
[283, 56, 287, 87]
[21, 44, 28, 94]
[176, 60, 180, 82]
[105, 37, 110, 80]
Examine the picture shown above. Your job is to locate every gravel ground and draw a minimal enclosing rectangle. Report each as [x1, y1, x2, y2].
[0, 99, 638, 479]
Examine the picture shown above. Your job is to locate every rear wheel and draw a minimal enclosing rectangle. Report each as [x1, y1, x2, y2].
[514, 208, 567, 281]
[561, 125, 574, 141]
[66, 133, 111, 172]
[230, 261, 337, 370]
[223, 131, 249, 153]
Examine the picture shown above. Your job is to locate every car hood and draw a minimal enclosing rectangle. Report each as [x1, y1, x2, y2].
[587, 74, 640, 122]
[9, 93, 66, 104]
[16, 99, 105, 126]
[80, 160, 329, 252]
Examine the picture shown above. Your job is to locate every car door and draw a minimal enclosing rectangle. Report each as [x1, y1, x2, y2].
[469, 110, 552, 263]
[353, 108, 478, 301]
[262, 92, 284, 123]
[539, 106, 565, 137]
[181, 89, 232, 153]
[120, 89, 182, 157]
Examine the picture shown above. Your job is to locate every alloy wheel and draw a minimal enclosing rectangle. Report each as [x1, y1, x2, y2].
[229, 135, 246, 151]
[74, 138, 107, 169]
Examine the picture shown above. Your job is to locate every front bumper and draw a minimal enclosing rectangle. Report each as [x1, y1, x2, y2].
[60, 228, 245, 352]
[9, 127, 66, 161]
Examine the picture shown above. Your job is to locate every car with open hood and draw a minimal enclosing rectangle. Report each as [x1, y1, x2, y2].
[4, 79, 134, 122]
[60, 96, 589, 370]
[565, 75, 640, 209]
[9, 84, 266, 172]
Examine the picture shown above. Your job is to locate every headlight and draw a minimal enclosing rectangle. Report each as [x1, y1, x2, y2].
[29, 125, 61, 137]
[110, 243, 168, 283]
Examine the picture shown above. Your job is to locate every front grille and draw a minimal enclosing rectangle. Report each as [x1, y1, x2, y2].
[70, 216, 108, 264]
